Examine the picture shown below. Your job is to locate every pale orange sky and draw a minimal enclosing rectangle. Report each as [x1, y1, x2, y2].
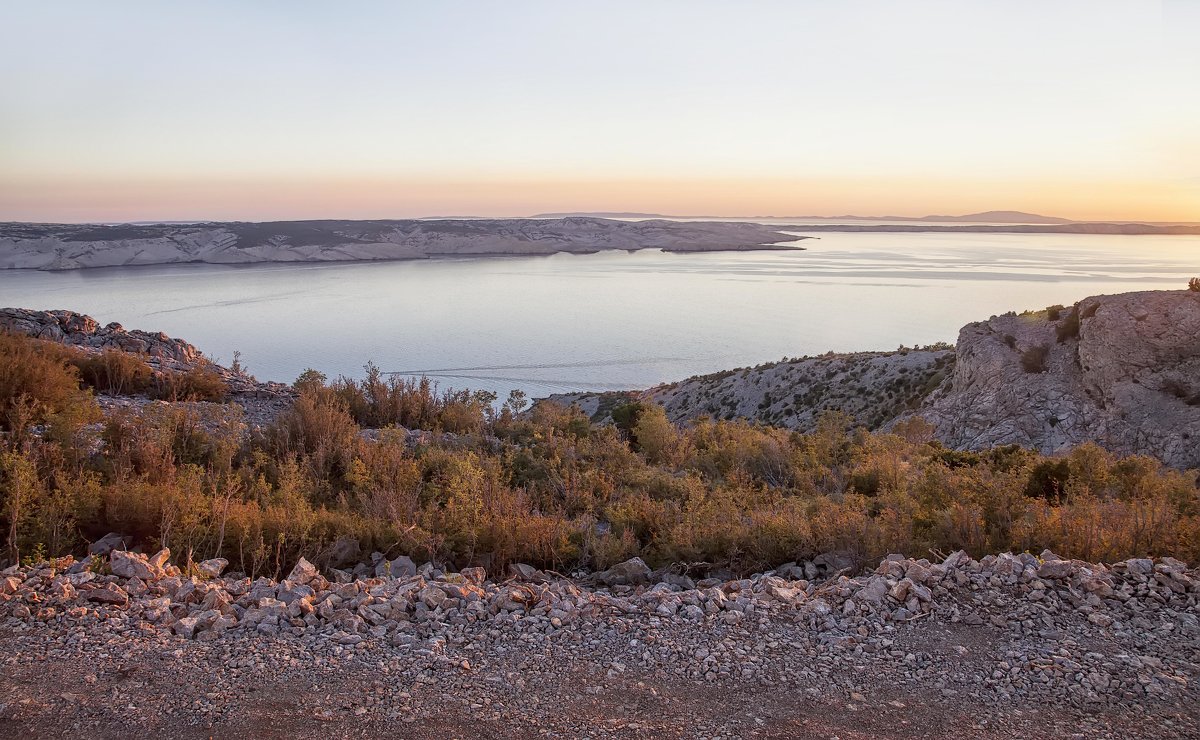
[2, 175, 1197, 223]
[2, 2, 1198, 223]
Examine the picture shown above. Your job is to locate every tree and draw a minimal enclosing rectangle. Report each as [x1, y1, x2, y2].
[294, 368, 328, 394]
[632, 404, 679, 465]
[1, 451, 40, 565]
[504, 389, 528, 415]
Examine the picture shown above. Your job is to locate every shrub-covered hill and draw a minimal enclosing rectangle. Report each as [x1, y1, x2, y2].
[0, 321, 1197, 578]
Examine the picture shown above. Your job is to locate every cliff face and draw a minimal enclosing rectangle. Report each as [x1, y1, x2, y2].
[0, 218, 799, 270]
[912, 290, 1200, 468]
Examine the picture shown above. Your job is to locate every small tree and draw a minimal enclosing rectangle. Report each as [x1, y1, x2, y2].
[1189, 277, 1200, 292]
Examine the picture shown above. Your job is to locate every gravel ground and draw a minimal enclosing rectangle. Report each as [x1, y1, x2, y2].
[1, 550, 1196, 739]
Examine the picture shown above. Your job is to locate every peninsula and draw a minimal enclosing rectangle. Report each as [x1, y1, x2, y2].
[0, 218, 800, 271]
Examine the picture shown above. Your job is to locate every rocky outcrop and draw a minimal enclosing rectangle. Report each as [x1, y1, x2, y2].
[0, 307, 294, 401]
[0, 218, 802, 270]
[0, 307, 204, 364]
[912, 290, 1200, 468]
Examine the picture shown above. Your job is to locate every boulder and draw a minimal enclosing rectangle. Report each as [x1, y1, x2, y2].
[0, 576, 23, 595]
[507, 563, 545, 582]
[1124, 558, 1154, 576]
[594, 557, 652, 587]
[172, 616, 201, 639]
[319, 537, 361, 569]
[856, 577, 890, 604]
[85, 583, 129, 606]
[812, 551, 855, 576]
[461, 567, 487, 587]
[87, 533, 128, 557]
[375, 555, 417, 579]
[110, 550, 157, 580]
[285, 557, 319, 585]
[196, 558, 229, 579]
[1037, 559, 1074, 580]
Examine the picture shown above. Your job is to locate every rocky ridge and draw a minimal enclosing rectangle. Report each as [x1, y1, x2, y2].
[1, 547, 1196, 737]
[0, 218, 802, 271]
[551, 348, 954, 431]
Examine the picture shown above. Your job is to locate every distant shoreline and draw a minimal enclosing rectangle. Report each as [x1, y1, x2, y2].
[775, 223, 1200, 235]
[0, 217, 804, 271]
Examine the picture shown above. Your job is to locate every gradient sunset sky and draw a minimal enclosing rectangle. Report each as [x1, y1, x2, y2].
[2, 1, 1198, 223]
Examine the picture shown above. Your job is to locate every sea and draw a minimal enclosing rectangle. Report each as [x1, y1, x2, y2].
[1, 230, 1195, 399]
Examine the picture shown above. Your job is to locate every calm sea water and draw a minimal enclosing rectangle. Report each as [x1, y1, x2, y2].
[1, 231, 1196, 399]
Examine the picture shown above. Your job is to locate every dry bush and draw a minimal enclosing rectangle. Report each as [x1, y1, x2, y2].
[1020, 345, 1050, 373]
[152, 366, 229, 402]
[0, 332, 98, 436]
[3, 385, 1198, 574]
[74, 350, 155, 395]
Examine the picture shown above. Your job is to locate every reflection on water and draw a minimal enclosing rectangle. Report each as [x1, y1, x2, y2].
[0, 231, 1195, 398]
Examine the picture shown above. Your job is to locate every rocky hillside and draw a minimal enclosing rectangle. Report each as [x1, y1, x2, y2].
[0, 218, 800, 270]
[550, 289, 1200, 469]
[911, 289, 1200, 469]
[551, 348, 954, 431]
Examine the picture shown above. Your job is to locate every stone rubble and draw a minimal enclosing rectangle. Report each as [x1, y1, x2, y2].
[1, 546, 1196, 736]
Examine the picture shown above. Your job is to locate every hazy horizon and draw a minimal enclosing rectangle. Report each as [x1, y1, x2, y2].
[2, 1, 1198, 223]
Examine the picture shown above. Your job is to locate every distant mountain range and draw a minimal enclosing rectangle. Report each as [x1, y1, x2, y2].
[796, 210, 1075, 224]
[531, 212, 676, 219]
[534, 210, 1073, 224]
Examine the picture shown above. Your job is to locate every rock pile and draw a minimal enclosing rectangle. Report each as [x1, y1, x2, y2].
[2, 546, 1197, 736]
[3, 548, 1197, 705]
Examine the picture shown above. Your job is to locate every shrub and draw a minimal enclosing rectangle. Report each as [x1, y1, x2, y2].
[151, 366, 229, 402]
[1020, 345, 1050, 373]
[0, 332, 98, 436]
[3, 359, 1199, 574]
[74, 350, 154, 395]
[1189, 277, 1200, 292]
[1055, 306, 1080, 343]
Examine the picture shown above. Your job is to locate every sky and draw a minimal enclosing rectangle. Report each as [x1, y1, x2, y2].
[1, 1, 1198, 223]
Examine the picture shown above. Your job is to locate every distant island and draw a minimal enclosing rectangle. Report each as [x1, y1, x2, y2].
[536, 209, 1073, 224]
[530, 210, 1200, 232]
[787, 210, 1075, 224]
[0, 217, 802, 271]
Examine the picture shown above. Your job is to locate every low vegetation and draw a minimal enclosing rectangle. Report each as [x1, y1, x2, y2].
[1020, 344, 1050, 373]
[1, 330, 1197, 578]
